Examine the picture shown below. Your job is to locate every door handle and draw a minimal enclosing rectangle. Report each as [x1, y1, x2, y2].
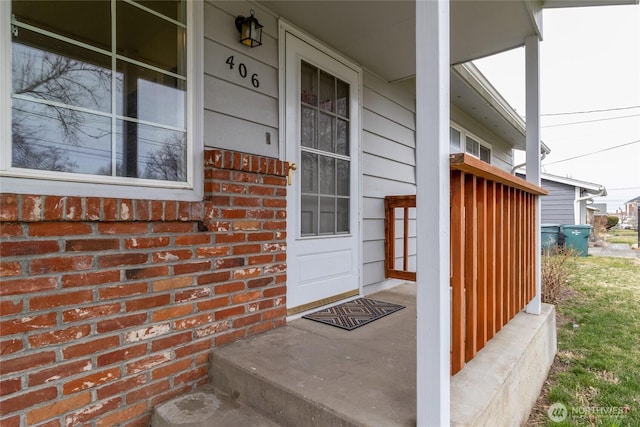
[288, 162, 297, 186]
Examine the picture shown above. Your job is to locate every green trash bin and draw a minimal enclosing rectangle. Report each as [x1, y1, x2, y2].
[541, 224, 561, 251]
[562, 224, 592, 257]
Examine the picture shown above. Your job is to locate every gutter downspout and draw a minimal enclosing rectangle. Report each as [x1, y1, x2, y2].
[575, 187, 607, 202]
[574, 187, 607, 224]
[511, 149, 548, 175]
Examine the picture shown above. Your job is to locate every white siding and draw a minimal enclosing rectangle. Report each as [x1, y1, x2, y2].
[362, 71, 417, 292]
[204, 1, 279, 157]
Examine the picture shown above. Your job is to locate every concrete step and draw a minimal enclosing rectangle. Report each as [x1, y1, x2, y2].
[208, 285, 418, 427]
[209, 343, 360, 427]
[151, 385, 281, 427]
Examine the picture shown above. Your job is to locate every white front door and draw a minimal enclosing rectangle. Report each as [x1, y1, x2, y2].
[283, 29, 361, 315]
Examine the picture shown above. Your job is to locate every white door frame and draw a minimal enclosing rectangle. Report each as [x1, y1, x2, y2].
[278, 20, 364, 317]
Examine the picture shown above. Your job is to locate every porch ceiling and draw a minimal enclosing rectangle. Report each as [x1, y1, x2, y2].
[260, 0, 540, 82]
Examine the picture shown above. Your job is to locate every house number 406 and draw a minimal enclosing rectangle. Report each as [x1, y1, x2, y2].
[226, 56, 259, 88]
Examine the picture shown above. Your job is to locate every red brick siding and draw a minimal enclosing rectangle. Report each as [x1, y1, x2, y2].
[0, 149, 288, 426]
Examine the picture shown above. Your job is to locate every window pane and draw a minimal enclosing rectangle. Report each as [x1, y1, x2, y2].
[319, 156, 335, 195]
[319, 197, 335, 234]
[13, 29, 112, 113]
[466, 137, 479, 156]
[134, 1, 186, 23]
[12, 0, 111, 51]
[336, 160, 350, 196]
[12, 99, 112, 175]
[318, 113, 334, 153]
[480, 146, 491, 163]
[336, 79, 349, 118]
[301, 106, 316, 148]
[116, 60, 186, 129]
[9, 0, 189, 185]
[116, 120, 186, 181]
[301, 61, 317, 106]
[336, 119, 349, 156]
[450, 127, 461, 151]
[337, 198, 350, 233]
[319, 71, 334, 112]
[117, 1, 186, 75]
[301, 195, 318, 236]
[300, 151, 318, 193]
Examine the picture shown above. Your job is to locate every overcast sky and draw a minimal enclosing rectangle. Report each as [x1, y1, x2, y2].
[474, 4, 640, 213]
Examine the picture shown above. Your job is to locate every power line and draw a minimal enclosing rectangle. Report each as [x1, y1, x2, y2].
[542, 113, 640, 128]
[543, 139, 640, 166]
[541, 105, 640, 116]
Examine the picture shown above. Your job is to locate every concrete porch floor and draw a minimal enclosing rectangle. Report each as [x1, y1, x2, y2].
[201, 283, 556, 426]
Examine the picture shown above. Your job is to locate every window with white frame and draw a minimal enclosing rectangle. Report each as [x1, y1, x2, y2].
[450, 127, 461, 153]
[450, 125, 491, 164]
[4, 0, 198, 192]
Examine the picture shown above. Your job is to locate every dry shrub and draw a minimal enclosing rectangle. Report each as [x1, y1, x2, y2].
[542, 246, 577, 305]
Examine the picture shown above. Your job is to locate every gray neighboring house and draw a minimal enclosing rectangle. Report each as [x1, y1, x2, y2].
[518, 172, 607, 225]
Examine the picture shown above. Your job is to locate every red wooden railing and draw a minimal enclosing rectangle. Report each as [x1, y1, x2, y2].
[384, 153, 547, 375]
[384, 195, 416, 282]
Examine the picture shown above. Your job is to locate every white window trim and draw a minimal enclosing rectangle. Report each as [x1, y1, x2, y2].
[449, 126, 462, 153]
[0, 0, 204, 202]
[450, 122, 492, 163]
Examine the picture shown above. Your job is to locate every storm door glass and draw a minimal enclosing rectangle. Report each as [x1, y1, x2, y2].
[300, 61, 350, 237]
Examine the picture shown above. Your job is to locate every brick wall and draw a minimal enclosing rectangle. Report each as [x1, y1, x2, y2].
[0, 149, 288, 427]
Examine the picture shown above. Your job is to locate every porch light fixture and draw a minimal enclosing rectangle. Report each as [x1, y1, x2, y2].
[235, 10, 263, 48]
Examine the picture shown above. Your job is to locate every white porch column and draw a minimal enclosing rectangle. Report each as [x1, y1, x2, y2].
[525, 34, 542, 315]
[415, 1, 450, 425]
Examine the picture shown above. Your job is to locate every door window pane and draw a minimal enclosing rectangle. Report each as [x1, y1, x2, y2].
[301, 107, 317, 148]
[336, 160, 350, 196]
[336, 119, 349, 156]
[319, 71, 335, 112]
[301, 195, 318, 236]
[320, 197, 336, 234]
[336, 79, 349, 118]
[319, 156, 335, 195]
[318, 113, 334, 153]
[337, 198, 350, 233]
[301, 152, 318, 193]
[301, 61, 318, 106]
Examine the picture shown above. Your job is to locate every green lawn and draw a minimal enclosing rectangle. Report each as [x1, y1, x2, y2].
[535, 256, 640, 426]
[605, 230, 639, 246]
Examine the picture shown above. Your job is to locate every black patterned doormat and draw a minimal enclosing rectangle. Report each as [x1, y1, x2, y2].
[302, 298, 405, 331]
